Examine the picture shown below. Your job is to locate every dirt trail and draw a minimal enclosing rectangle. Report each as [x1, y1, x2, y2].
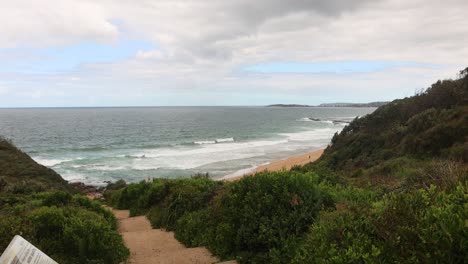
[111, 209, 235, 264]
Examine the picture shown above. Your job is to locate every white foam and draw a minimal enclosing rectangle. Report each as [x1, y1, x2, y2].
[129, 138, 290, 171]
[59, 171, 88, 182]
[128, 128, 340, 172]
[87, 164, 127, 171]
[33, 157, 74, 167]
[215, 137, 234, 143]
[193, 140, 216, 145]
[297, 117, 339, 125]
[98, 166, 126, 171]
[279, 128, 343, 142]
[44, 127, 341, 184]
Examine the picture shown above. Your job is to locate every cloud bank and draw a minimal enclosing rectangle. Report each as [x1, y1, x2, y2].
[0, 0, 467, 106]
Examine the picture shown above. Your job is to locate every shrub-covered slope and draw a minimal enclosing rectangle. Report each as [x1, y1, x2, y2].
[0, 139, 129, 263]
[314, 68, 468, 187]
[0, 137, 71, 193]
[292, 68, 468, 263]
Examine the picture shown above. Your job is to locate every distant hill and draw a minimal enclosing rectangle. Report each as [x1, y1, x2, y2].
[318, 101, 389, 107]
[0, 138, 72, 193]
[266, 104, 312, 107]
[266, 102, 389, 107]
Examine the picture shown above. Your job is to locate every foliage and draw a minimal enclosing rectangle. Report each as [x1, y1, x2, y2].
[0, 137, 72, 193]
[203, 171, 334, 263]
[0, 192, 128, 264]
[293, 183, 467, 263]
[105, 179, 127, 191]
[29, 206, 128, 264]
[107, 171, 334, 263]
[321, 73, 468, 181]
[106, 177, 220, 225]
[0, 139, 129, 263]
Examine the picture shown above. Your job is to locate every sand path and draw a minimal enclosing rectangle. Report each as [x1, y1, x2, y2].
[112, 209, 235, 264]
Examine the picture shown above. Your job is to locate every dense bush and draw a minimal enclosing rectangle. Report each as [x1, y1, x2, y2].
[29, 206, 128, 264]
[107, 171, 335, 263]
[293, 183, 467, 263]
[0, 192, 128, 264]
[105, 179, 127, 190]
[321, 70, 468, 179]
[106, 177, 220, 222]
[0, 137, 71, 193]
[204, 171, 334, 263]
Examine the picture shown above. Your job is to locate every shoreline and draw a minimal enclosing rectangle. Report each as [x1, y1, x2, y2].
[72, 148, 325, 192]
[223, 148, 324, 181]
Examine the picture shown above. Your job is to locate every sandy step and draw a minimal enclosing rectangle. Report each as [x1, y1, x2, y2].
[109, 208, 237, 264]
[130, 247, 218, 264]
[122, 229, 187, 257]
[118, 215, 153, 232]
[112, 209, 130, 220]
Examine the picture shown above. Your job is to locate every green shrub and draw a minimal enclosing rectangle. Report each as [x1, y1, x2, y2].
[175, 209, 212, 247]
[146, 178, 220, 229]
[105, 179, 127, 190]
[71, 194, 117, 229]
[203, 171, 334, 262]
[0, 192, 128, 264]
[29, 206, 129, 264]
[42, 191, 73, 206]
[0, 215, 35, 251]
[294, 183, 467, 263]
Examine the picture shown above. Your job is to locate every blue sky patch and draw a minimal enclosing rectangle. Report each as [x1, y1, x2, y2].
[0, 40, 155, 74]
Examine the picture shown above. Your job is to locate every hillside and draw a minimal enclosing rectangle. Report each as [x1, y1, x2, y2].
[312, 68, 467, 188]
[266, 101, 388, 107]
[0, 138, 72, 193]
[0, 138, 129, 263]
[318, 101, 389, 107]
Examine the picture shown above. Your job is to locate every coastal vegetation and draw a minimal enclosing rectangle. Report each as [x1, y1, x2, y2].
[0, 138, 129, 263]
[105, 68, 467, 263]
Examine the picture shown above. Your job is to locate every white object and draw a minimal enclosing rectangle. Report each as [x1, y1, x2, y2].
[0, 235, 57, 264]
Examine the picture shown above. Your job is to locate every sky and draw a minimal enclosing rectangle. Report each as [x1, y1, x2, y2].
[0, 0, 467, 107]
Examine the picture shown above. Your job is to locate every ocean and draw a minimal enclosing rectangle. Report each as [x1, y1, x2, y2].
[0, 106, 375, 185]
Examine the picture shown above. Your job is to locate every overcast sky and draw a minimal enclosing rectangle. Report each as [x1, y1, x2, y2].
[0, 0, 467, 107]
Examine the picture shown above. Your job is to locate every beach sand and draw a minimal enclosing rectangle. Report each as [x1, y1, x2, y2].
[225, 148, 324, 182]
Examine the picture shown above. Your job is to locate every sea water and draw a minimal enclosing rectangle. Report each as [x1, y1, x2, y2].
[0, 106, 375, 185]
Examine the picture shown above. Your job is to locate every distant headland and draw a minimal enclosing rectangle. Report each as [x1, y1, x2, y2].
[266, 101, 389, 107]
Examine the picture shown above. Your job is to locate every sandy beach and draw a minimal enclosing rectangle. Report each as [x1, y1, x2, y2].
[225, 148, 324, 181]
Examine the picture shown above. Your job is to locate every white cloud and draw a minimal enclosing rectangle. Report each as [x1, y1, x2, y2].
[0, 85, 10, 95]
[0, 0, 467, 106]
[0, 0, 118, 48]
